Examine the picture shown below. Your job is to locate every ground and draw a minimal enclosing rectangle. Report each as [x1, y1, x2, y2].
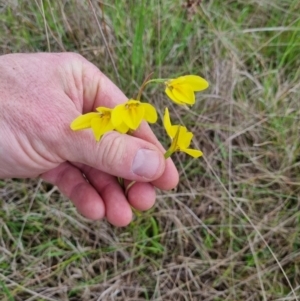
[1, 1, 300, 300]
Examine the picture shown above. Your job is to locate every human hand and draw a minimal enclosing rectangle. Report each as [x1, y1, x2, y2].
[0, 53, 179, 226]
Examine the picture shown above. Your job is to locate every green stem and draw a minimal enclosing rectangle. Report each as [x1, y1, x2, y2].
[136, 72, 154, 100]
[164, 148, 174, 159]
[125, 180, 136, 195]
[118, 177, 125, 189]
[136, 77, 169, 100]
[144, 78, 168, 85]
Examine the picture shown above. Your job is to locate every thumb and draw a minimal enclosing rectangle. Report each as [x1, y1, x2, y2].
[64, 130, 166, 181]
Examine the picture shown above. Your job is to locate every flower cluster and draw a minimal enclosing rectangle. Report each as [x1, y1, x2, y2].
[71, 101, 157, 141]
[71, 74, 208, 158]
[163, 108, 203, 158]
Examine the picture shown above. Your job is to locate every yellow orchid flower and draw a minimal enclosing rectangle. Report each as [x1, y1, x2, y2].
[163, 108, 203, 158]
[70, 107, 128, 141]
[165, 75, 209, 105]
[111, 99, 157, 130]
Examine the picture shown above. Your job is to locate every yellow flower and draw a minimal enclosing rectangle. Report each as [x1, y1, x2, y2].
[163, 108, 203, 158]
[70, 107, 128, 141]
[165, 75, 209, 105]
[111, 99, 157, 130]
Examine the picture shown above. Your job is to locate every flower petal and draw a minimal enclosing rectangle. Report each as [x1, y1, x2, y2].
[178, 129, 193, 149]
[163, 108, 171, 128]
[115, 122, 129, 134]
[167, 77, 185, 86]
[182, 148, 203, 158]
[90, 116, 102, 140]
[181, 75, 209, 91]
[127, 99, 140, 105]
[91, 116, 114, 141]
[123, 105, 145, 130]
[163, 108, 172, 137]
[96, 107, 113, 114]
[142, 103, 157, 123]
[163, 108, 181, 138]
[165, 87, 186, 105]
[70, 112, 99, 131]
[172, 85, 195, 105]
[111, 104, 126, 127]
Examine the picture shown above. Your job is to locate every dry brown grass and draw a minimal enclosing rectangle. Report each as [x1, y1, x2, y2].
[1, 0, 300, 300]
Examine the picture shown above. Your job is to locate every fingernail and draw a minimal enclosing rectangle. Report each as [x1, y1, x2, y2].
[132, 149, 161, 179]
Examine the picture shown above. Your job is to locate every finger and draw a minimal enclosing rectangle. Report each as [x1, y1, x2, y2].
[132, 122, 179, 190]
[41, 162, 105, 220]
[125, 180, 156, 211]
[79, 59, 128, 111]
[152, 157, 179, 190]
[72, 163, 157, 212]
[65, 130, 166, 182]
[81, 166, 132, 227]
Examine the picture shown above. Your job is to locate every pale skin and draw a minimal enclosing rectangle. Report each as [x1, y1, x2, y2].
[0, 53, 179, 227]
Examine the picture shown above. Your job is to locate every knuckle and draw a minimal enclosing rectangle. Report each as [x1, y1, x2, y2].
[56, 52, 85, 73]
[63, 52, 84, 62]
[97, 132, 126, 170]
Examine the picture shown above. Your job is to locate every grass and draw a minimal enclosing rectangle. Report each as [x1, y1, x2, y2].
[1, 0, 300, 300]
